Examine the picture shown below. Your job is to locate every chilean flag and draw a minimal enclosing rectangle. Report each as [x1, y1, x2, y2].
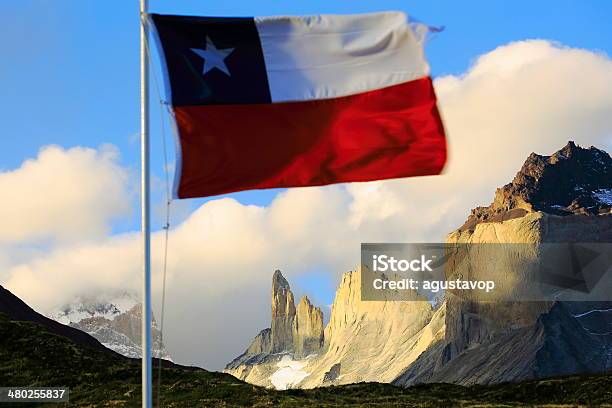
[150, 12, 447, 199]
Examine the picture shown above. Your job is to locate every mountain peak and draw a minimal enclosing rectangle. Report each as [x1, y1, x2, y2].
[557, 140, 578, 156]
[461, 142, 611, 231]
[48, 294, 171, 360]
[271, 270, 295, 353]
[506, 141, 611, 214]
[272, 270, 290, 289]
[293, 294, 324, 358]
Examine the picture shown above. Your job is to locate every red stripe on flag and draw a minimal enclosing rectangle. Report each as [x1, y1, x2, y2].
[173, 77, 446, 198]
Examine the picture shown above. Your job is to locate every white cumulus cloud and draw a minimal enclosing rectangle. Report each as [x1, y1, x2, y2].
[0, 145, 131, 244]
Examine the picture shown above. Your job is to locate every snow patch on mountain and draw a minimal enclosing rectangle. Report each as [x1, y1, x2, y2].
[270, 355, 311, 390]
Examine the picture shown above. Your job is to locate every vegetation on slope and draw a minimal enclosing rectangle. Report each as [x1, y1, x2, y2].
[1, 313, 611, 407]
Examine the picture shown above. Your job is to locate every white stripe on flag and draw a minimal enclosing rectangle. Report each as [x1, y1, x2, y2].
[254, 11, 430, 103]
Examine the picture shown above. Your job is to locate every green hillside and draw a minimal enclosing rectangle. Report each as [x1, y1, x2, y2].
[1, 313, 610, 407]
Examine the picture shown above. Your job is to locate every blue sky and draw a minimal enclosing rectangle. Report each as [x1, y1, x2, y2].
[2, 1, 611, 233]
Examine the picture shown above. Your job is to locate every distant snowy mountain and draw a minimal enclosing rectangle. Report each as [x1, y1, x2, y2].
[48, 293, 171, 360]
[51, 293, 138, 325]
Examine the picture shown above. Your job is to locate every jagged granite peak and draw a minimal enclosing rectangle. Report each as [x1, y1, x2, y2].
[226, 268, 438, 389]
[292, 296, 324, 358]
[225, 271, 307, 388]
[462, 141, 612, 231]
[271, 270, 296, 353]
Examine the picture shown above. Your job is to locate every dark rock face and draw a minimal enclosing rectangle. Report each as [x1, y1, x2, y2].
[323, 363, 341, 383]
[511, 142, 612, 214]
[536, 303, 610, 377]
[461, 142, 612, 231]
[395, 303, 609, 386]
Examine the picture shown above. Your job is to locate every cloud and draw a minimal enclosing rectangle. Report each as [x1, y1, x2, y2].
[347, 40, 612, 240]
[0, 145, 131, 244]
[3, 40, 612, 370]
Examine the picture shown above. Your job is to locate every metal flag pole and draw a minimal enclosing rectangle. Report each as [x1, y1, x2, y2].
[140, 0, 152, 407]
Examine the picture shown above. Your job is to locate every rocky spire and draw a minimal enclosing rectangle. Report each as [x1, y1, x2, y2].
[292, 295, 324, 358]
[271, 270, 296, 353]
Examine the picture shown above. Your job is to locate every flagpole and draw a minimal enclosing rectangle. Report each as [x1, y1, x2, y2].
[140, 0, 152, 407]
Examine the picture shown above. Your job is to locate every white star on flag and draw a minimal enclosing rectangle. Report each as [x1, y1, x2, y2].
[190, 36, 235, 76]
